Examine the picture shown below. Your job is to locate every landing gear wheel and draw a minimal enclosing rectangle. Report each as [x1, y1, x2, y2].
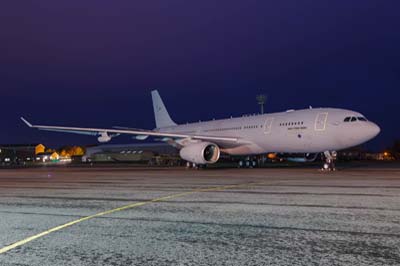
[322, 151, 337, 171]
[238, 159, 257, 168]
[186, 162, 200, 170]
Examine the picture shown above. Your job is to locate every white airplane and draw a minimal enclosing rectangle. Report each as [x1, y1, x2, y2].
[21, 90, 380, 169]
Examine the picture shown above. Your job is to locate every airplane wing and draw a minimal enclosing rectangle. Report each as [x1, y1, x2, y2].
[20, 117, 240, 144]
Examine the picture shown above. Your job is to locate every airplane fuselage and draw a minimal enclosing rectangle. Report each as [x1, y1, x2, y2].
[159, 108, 380, 155]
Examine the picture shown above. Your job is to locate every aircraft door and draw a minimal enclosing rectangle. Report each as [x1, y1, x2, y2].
[263, 117, 274, 134]
[315, 113, 328, 131]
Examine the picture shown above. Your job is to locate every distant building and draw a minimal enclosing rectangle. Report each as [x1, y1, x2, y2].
[50, 152, 60, 161]
[35, 144, 46, 155]
[365, 152, 396, 161]
[0, 144, 40, 164]
[35, 152, 53, 162]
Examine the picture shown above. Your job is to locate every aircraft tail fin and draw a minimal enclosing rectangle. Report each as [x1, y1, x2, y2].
[151, 90, 177, 129]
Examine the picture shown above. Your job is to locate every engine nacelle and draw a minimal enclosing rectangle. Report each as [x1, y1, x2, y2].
[97, 132, 112, 143]
[180, 142, 220, 165]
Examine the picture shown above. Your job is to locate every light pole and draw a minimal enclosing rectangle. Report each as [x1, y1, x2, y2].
[256, 94, 267, 114]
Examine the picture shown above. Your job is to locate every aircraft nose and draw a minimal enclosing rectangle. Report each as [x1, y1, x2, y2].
[368, 122, 381, 138]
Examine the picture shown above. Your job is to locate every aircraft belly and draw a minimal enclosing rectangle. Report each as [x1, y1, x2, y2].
[221, 143, 264, 155]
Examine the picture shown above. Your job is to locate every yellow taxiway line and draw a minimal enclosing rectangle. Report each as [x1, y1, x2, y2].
[0, 182, 261, 255]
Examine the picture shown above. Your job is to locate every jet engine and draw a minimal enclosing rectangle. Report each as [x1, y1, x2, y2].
[180, 142, 220, 164]
[97, 132, 112, 143]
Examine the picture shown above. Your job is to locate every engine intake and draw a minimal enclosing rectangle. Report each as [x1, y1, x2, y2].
[180, 142, 220, 164]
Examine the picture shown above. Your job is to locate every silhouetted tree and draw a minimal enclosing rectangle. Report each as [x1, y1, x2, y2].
[391, 140, 400, 160]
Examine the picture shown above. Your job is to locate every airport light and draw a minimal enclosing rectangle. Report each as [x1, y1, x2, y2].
[256, 94, 267, 114]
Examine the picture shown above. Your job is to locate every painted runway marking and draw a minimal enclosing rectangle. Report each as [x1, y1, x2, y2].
[0, 182, 263, 255]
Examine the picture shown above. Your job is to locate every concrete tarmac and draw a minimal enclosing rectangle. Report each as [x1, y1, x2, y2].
[0, 166, 399, 266]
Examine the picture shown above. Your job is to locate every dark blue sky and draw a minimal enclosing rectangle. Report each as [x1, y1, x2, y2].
[1, 1, 399, 150]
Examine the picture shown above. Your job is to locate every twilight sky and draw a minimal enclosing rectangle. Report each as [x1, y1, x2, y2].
[1, 1, 399, 150]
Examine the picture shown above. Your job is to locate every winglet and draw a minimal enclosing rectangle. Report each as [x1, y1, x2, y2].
[20, 117, 33, 127]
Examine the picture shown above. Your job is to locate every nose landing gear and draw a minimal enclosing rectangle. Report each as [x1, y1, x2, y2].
[322, 151, 337, 171]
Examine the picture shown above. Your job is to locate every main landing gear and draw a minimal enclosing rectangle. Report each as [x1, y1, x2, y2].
[238, 157, 257, 168]
[186, 162, 198, 169]
[185, 162, 207, 170]
[322, 151, 337, 171]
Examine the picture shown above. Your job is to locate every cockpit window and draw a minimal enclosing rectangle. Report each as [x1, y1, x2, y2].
[344, 116, 368, 123]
